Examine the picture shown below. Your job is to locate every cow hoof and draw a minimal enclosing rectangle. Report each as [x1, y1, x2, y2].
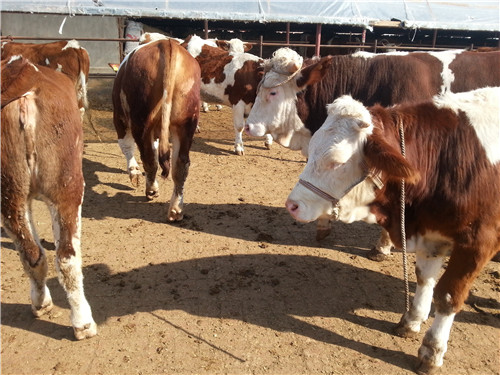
[264, 141, 272, 150]
[168, 210, 184, 222]
[129, 168, 143, 188]
[73, 321, 97, 340]
[367, 247, 391, 262]
[393, 321, 419, 338]
[31, 300, 54, 317]
[146, 190, 159, 200]
[235, 149, 244, 156]
[316, 228, 331, 241]
[415, 358, 439, 375]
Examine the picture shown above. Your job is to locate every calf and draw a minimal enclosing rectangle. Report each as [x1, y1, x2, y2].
[112, 39, 200, 221]
[1, 56, 96, 340]
[1, 40, 90, 116]
[286, 87, 500, 374]
[246, 47, 500, 259]
[182, 35, 272, 155]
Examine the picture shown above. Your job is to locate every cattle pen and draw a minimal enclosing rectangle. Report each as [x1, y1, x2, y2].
[1, 2, 499, 375]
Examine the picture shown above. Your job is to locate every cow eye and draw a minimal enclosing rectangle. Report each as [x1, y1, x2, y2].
[269, 91, 277, 96]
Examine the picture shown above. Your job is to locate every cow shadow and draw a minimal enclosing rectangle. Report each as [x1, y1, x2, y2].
[0, 253, 416, 370]
[3, 252, 498, 369]
[80, 157, 382, 251]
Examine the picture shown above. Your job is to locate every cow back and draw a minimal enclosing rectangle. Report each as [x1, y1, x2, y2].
[1, 57, 83, 200]
[113, 39, 200, 127]
[298, 50, 500, 135]
[2, 40, 90, 109]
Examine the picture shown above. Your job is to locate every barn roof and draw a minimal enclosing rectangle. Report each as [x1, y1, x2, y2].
[2, 0, 499, 32]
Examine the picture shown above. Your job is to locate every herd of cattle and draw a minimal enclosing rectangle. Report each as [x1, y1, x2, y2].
[1, 33, 499, 375]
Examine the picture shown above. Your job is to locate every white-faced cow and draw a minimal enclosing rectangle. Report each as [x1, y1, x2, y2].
[285, 87, 500, 374]
[1, 40, 90, 117]
[246, 47, 500, 260]
[1, 56, 97, 340]
[182, 35, 272, 155]
[112, 39, 200, 222]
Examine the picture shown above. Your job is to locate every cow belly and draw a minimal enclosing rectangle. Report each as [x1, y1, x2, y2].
[201, 91, 225, 105]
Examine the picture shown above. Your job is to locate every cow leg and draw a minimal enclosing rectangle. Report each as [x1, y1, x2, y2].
[2, 200, 53, 317]
[117, 129, 142, 188]
[395, 249, 445, 338]
[264, 134, 273, 150]
[167, 120, 196, 222]
[233, 103, 245, 155]
[50, 202, 97, 340]
[415, 244, 495, 375]
[136, 132, 160, 200]
[315, 205, 338, 241]
[367, 229, 394, 261]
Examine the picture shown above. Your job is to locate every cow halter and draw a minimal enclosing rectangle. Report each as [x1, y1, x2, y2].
[298, 159, 383, 207]
[257, 62, 304, 93]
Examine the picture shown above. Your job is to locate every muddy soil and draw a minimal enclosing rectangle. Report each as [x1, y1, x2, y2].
[1, 78, 499, 375]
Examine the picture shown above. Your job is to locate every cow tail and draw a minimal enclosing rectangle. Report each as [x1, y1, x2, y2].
[19, 94, 37, 181]
[77, 47, 90, 111]
[158, 41, 177, 179]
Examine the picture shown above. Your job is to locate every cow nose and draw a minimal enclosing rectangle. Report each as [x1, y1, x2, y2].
[285, 199, 299, 217]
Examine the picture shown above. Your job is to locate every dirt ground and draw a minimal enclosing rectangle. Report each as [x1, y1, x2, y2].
[1, 78, 499, 375]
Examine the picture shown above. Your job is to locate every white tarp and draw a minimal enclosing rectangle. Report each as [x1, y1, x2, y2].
[1, 1, 498, 32]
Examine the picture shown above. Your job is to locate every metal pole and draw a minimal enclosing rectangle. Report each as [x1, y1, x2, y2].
[286, 22, 290, 45]
[315, 23, 321, 57]
[204, 20, 209, 39]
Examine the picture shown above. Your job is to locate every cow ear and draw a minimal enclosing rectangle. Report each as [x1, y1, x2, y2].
[364, 133, 420, 184]
[216, 40, 229, 51]
[243, 43, 253, 52]
[296, 56, 333, 89]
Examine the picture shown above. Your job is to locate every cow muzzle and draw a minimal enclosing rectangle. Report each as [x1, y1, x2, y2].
[244, 122, 266, 137]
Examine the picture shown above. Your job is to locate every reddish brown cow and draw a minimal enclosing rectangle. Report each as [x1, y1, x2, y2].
[286, 87, 500, 374]
[112, 39, 200, 221]
[1, 40, 90, 115]
[1, 57, 96, 340]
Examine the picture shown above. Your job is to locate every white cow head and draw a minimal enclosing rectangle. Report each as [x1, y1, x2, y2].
[286, 96, 375, 223]
[245, 48, 332, 155]
[216, 38, 253, 54]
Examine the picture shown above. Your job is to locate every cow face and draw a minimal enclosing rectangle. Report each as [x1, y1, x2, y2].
[245, 55, 333, 153]
[245, 77, 299, 138]
[286, 96, 373, 223]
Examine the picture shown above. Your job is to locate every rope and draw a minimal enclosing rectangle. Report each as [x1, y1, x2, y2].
[399, 118, 410, 312]
[261, 63, 304, 89]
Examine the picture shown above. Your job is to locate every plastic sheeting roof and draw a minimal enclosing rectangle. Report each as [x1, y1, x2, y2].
[1, 1, 499, 32]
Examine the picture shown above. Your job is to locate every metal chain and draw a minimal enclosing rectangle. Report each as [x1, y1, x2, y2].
[399, 118, 410, 312]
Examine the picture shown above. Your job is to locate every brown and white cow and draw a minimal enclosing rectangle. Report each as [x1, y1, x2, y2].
[182, 35, 272, 155]
[1, 56, 96, 340]
[246, 48, 500, 260]
[112, 38, 200, 221]
[285, 87, 500, 374]
[1, 40, 91, 116]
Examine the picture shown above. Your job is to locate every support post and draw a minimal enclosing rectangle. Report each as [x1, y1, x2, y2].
[204, 20, 209, 39]
[315, 23, 322, 57]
